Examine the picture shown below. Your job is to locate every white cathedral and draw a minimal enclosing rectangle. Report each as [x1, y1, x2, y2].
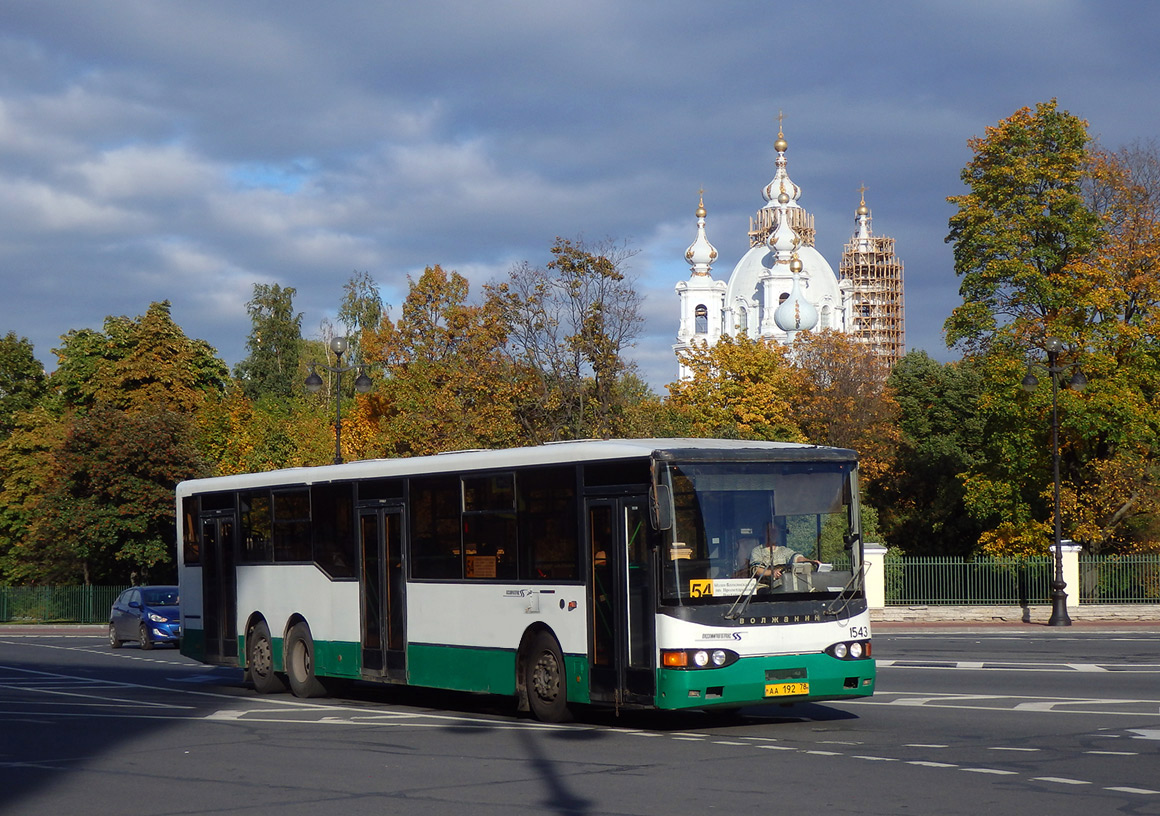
[674, 123, 905, 380]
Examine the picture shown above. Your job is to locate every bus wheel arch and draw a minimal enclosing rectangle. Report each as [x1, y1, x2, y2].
[245, 616, 286, 694]
[285, 619, 329, 699]
[518, 626, 571, 722]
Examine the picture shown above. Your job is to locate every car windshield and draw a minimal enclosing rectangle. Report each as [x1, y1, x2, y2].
[143, 589, 179, 606]
[659, 460, 860, 605]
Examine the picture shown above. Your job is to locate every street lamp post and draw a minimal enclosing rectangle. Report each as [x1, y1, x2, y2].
[1021, 336, 1087, 627]
[305, 336, 373, 465]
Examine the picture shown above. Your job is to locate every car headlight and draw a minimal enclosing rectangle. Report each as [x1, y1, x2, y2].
[693, 650, 710, 667]
[849, 641, 863, 659]
[833, 642, 848, 658]
[711, 650, 727, 666]
[148, 612, 168, 623]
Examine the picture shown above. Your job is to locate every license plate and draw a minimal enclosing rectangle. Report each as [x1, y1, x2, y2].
[765, 681, 809, 697]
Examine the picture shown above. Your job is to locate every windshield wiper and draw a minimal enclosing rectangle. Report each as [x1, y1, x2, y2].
[823, 560, 868, 619]
[724, 572, 763, 620]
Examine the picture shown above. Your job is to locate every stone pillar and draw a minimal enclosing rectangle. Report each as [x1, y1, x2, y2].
[863, 543, 887, 611]
[1051, 540, 1083, 613]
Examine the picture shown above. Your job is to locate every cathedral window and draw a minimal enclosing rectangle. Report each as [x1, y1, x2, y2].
[695, 304, 708, 334]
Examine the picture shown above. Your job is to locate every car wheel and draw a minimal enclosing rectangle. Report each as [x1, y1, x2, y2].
[286, 622, 328, 698]
[247, 621, 286, 694]
[138, 624, 154, 651]
[524, 631, 570, 722]
[108, 623, 122, 649]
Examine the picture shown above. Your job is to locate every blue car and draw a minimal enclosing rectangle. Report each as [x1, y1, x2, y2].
[109, 585, 181, 650]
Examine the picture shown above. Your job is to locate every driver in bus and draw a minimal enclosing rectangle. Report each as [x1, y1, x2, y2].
[741, 523, 821, 583]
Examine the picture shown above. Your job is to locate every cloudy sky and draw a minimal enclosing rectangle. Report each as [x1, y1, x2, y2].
[3, 2, 1159, 391]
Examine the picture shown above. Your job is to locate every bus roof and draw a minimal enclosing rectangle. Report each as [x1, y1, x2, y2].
[175, 438, 857, 496]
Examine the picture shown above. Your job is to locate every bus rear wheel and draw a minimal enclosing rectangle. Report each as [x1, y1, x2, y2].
[525, 631, 570, 722]
[286, 622, 328, 698]
[247, 620, 286, 694]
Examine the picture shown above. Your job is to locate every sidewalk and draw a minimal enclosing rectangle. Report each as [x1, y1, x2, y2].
[873, 603, 1160, 627]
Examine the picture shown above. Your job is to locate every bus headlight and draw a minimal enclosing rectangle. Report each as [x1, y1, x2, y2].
[826, 640, 871, 660]
[661, 649, 740, 670]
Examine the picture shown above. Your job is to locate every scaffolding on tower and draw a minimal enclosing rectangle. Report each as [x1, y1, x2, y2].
[840, 229, 905, 368]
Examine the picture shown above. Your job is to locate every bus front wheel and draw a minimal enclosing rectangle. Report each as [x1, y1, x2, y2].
[525, 631, 570, 723]
[247, 621, 286, 694]
[286, 622, 328, 698]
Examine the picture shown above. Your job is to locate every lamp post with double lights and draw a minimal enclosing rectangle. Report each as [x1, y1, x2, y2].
[1021, 336, 1087, 626]
[305, 336, 373, 465]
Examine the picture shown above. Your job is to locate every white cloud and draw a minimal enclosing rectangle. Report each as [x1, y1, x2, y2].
[1, 1, 1159, 381]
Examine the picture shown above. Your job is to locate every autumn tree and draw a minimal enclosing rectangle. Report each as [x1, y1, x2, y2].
[362, 266, 521, 457]
[52, 301, 228, 413]
[13, 407, 209, 585]
[489, 237, 644, 441]
[0, 406, 67, 582]
[665, 334, 806, 442]
[789, 331, 900, 484]
[234, 283, 304, 401]
[1, 304, 227, 583]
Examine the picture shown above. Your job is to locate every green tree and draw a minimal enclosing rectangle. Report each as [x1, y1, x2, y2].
[945, 100, 1103, 353]
[234, 283, 304, 401]
[944, 102, 1160, 555]
[0, 333, 47, 438]
[866, 352, 988, 556]
[338, 270, 384, 363]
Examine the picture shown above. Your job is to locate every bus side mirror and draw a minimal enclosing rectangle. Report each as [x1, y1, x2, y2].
[650, 484, 672, 531]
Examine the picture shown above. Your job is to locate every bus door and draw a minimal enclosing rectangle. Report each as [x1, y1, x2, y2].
[587, 497, 656, 706]
[359, 506, 406, 680]
[200, 513, 238, 664]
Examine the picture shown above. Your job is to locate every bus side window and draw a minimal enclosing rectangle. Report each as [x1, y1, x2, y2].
[239, 490, 273, 563]
[411, 476, 463, 579]
[272, 489, 311, 562]
[182, 497, 200, 565]
[312, 482, 356, 579]
[518, 466, 579, 581]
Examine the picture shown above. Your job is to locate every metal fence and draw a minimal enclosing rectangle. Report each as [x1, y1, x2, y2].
[0, 585, 128, 624]
[885, 555, 1160, 605]
[885, 556, 1054, 606]
[1079, 555, 1160, 603]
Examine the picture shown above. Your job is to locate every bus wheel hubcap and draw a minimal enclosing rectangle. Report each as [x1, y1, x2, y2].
[532, 653, 559, 701]
[254, 638, 271, 675]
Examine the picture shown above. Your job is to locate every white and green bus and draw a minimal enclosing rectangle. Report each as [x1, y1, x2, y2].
[176, 438, 875, 721]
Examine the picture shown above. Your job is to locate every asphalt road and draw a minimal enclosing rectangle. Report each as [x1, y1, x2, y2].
[1, 625, 1158, 816]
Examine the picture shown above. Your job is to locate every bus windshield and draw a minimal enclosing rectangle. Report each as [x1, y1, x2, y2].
[659, 459, 859, 605]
